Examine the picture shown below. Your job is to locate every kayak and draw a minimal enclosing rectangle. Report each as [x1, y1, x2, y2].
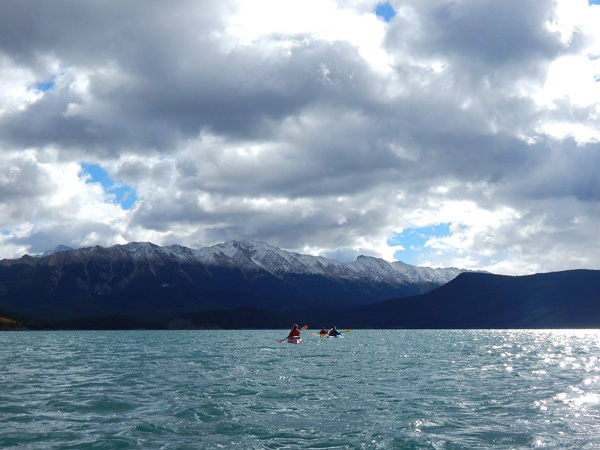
[327, 335, 344, 339]
[287, 337, 303, 344]
[319, 333, 327, 337]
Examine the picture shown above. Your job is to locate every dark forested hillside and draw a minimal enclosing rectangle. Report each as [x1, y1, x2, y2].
[335, 270, 600, 328]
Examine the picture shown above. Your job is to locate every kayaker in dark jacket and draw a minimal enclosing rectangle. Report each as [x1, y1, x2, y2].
[329, 326, 341, 337]
[319, 327, 328, 335]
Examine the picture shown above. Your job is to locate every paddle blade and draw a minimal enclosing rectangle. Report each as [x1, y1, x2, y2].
[310, 332, 317, 336]
[345, 329, 352, 333]
[301, 325, 309, 330]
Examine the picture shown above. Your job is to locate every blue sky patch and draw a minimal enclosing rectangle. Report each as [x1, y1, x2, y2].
[35, 81, 56, 92]
[81, 163, 137, 210]
[388, 223, 451, 264]
[375, 2, 396, 22]
[590, 0, 600, 5]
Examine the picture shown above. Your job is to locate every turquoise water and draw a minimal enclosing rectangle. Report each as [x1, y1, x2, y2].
[2, 330, 600, 449]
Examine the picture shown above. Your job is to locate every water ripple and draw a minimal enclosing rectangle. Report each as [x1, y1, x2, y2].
[2, 329, 600, 448]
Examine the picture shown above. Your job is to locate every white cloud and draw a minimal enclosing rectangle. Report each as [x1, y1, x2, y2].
[0, 149, 129, 255]
[0, 0, 599, 275]
[228, 0, 391, 72]
[0, 57, 43, 115]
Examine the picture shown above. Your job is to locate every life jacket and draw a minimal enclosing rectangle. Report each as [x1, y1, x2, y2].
[289, 329, 301, 337]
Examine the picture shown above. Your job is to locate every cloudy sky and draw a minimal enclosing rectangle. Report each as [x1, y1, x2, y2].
[1, 0, 600, 275]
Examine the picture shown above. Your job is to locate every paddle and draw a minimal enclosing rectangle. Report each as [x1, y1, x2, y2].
[328, 328, 350, 337]
[278, 325, 308, 343]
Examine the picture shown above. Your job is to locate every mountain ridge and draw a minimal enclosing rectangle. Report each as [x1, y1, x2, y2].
[0, 240, 467, 322]
[2, 243, 599, 328]
[5, 240, 465, 288]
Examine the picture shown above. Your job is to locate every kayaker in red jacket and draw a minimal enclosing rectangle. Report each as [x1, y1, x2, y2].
[278, 324, 307, 343]
[287, 324, 302, 340]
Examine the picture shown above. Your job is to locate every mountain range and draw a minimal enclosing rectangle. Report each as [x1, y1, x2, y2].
[0, 240, 463, 326]
[2, 241, 599, 329]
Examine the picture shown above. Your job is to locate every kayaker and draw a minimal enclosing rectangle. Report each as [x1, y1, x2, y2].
[287, 324, 302, 340]
[329, 326, 341, 337]
[319, 327, 328, 335]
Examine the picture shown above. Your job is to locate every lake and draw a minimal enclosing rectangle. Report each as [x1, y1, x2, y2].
[1, 329, 600, 448]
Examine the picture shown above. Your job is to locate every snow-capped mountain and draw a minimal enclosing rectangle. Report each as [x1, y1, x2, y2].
[41, 244, 74, 257]
[203, 240, 464, 285]
[0, 240, 468, 322]
[36, 240, 464, 287]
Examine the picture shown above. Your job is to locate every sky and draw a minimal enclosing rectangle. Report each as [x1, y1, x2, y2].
[1, 0, 600, 275]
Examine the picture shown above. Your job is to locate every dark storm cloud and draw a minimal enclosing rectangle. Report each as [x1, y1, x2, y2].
[0, 154, 54, 206]
[0, 2, 381, 156]
[506, 139, 600, 202]
[0, 1, 232, 66]
[421, 0, 568, 65]
[386, 0, 576, 80]
[0, 0, 556, 174]
[0, 0, 237, 153]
